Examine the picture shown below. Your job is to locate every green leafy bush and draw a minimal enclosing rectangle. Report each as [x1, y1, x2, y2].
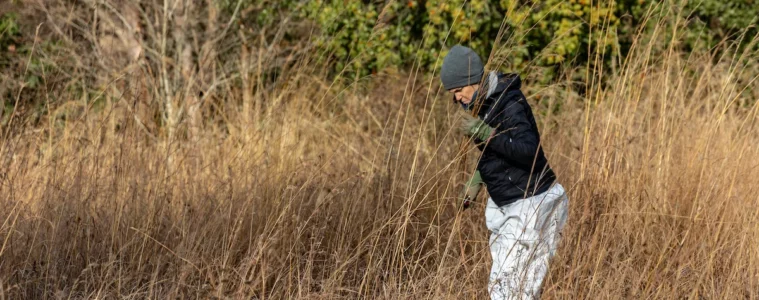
[291, 0, 757, 80]
[684, 0, 758, 50]
[285, 0, 636, 78]
[0, 12, 20, 66]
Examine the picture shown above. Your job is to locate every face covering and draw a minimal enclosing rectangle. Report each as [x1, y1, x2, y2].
[461, 89, 481, 111]
[459, 98, 472, 111]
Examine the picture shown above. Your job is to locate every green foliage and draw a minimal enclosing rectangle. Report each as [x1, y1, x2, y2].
[420, 0, 499, 68]
[219, 0, 299, 28]
[508, 0, 620, 64]
[172, 1, 757, 81]
[1, 11, 66, 127]
[287, 0, 635, 79]
[688, 0, 757, 34]
[301, 0, 499, 78]
[0, 13, 19, 47]
[0, 12, 20, 67]
[294, 0, 758, 80]
[684, 0, 758, 50]
[304, 0, 385, 77]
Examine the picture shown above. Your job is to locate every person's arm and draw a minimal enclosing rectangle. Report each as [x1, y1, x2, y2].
[460, 170, 483, 210]
[457, 99, 540, 164]
[485, 101, 539, 165]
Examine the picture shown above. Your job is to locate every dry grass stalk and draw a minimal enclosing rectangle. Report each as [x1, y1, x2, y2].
[0, 1, 758, 299]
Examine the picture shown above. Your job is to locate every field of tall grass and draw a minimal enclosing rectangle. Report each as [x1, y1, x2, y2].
[1, 1, 759, 299]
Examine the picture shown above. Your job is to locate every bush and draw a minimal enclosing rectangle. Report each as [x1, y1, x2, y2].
[684, 0, 758, 50]
[0, 12, 19, 52]
[278, 0, 758, 81]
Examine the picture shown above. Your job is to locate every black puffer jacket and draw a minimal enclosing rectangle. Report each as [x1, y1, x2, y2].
[469, 72, 555, 207]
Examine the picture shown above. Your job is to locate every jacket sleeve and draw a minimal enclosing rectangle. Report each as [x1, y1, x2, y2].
[485, 100, 539, 165]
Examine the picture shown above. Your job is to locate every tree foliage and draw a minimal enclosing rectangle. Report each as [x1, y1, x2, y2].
[269, 0, 757, 79]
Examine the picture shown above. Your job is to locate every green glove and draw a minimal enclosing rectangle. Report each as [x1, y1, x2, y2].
[461, 170, 483, 209]
[458, 111, 494, 141]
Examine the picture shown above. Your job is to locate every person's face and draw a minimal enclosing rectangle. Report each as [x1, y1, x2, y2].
[449, 84, 479, 105]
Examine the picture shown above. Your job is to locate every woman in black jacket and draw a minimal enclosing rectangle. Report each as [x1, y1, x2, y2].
[441, 45, 570, 300]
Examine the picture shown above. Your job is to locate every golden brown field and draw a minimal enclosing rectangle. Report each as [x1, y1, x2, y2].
[1, 1, 759, 299]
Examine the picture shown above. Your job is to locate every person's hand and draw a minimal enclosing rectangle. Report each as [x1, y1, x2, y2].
[457, 111, 494, 141]
[460, 171, 483, 210]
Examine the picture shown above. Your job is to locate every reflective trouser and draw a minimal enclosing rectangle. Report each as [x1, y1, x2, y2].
[486, 183, 569, 300]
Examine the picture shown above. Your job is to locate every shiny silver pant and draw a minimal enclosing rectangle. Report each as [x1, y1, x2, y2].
[486, 184, 569, 300]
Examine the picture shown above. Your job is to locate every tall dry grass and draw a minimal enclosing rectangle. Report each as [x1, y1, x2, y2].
[2, 1, 759, 299]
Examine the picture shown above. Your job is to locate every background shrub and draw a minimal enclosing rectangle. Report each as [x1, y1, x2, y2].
[286, 0, 757, 80]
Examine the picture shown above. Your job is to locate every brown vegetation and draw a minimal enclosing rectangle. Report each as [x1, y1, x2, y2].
[1, 1, 758, 299]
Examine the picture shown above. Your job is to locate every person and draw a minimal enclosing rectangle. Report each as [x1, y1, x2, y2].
[440, 45, 570, 300]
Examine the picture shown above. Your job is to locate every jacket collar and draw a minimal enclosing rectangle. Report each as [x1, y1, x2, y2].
[488, 72, 521, 96]
[466, 72, 522, 111]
